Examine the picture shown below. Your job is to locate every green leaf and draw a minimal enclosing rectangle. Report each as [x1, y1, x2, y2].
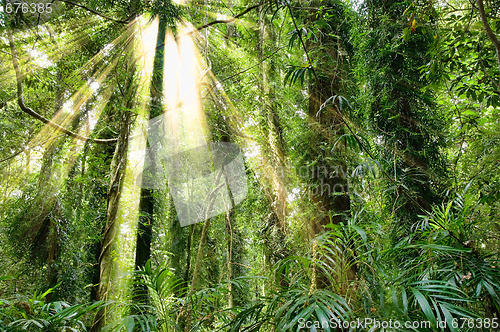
[440, 303, 458, 332]
[124, 316, 135, 332]
[411, 288, 436, 328]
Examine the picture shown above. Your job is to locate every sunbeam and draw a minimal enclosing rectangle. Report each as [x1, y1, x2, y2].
[1, 16, 148, 200]
[100, 14, 159, 308]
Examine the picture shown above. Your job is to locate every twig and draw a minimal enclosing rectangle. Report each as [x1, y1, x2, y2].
[285, 2, 317, 80]
[157, 2, 262, 48]
[220, 46, 284, 83]
[7, 29, 117, 145]
[55, 0, 130, 24]
[194, 3, 261, 32]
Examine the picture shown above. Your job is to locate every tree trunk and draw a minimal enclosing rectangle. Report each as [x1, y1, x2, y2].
[133, 15, 167, 306]
[257, 5, 290, 292]
[258, 6, 288, 230]
[366, 0, 444, 228]
[135, 188, 154, 270]
[91, 109, 132, 332]
[306, 2, 351, 233]
[224, 167, 236, 309]
[299, 0, 352, 289]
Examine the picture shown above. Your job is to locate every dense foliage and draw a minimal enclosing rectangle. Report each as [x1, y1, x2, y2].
[0, 0, 498, 331]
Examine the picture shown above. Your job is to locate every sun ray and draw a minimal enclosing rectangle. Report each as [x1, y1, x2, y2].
[0, 20, 145, 197]
[161, 22, 209, 156]
[0, 16, 105, 78]
[100, 14, 159, 306]
[150, 19, 254, 226]
[2, 62, 118, 194]
[0, 15, 139, 85]
[199, 64, 291, 226]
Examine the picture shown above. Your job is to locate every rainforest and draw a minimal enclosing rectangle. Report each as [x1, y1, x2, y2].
[0, 0, 499, 331]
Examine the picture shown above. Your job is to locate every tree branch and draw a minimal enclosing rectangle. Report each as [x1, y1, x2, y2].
[7, 29, 117, 145]
[55, 0, 130, 24]
[152, 3, 261, 49]
[285, 2, 317, 80]
[0, 148, 26, 165]
[476, 0, 500, 73]
[194, 3, 261, 32]
[219, 46, 284, 83]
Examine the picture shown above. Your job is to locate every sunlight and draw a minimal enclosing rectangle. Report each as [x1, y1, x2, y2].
[1, 3, 498, 329]
[5, 60, 111, 191]
[28, 49, 52, 68]
[102, 14, 159, 305]
[161, 23, 208, 154]
[88, 79, 100, 92]
[136, 15, 159, 81]
[1, 17, 141, 202]
[31, 56, 118, 150]
[0, 17, 107, 82]
[142, 21, 253, 226]
[201, 70, 289, 227]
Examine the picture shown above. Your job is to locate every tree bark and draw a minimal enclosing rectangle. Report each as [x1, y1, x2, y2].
[303, 1, 351, 233]
[223, 166, 236, 310]
[257, 5, 291, 293]
[296, 0, 352, 290]
[91, 110, 131, 332]
[258, 5, 288, 230]
[476, 0, 500, 73]
[134, 188, 154, 270]
[133, 15, 167, 304]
